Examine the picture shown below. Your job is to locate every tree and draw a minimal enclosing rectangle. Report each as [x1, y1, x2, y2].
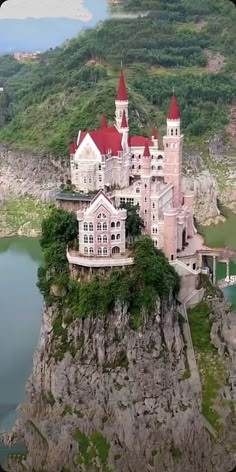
[120, 203, 144, 243]
[41, 208, 78, 249]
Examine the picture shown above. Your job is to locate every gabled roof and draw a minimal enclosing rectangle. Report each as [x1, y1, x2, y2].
[117, 69, 128, 101]
[130, 136, 154, 147]
[121, 110, 128, 128]
[77, 126, 123, 156]
[86, 190, 118, 216]
[168, 95, 180, 120]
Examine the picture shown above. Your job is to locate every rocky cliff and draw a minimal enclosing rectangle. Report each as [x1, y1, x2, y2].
[2, 296, 236, 472]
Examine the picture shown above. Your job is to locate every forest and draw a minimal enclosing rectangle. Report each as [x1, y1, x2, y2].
[0, 0, 235, 156]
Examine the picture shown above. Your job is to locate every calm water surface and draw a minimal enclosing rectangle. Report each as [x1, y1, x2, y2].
[0, 237, 42, 464]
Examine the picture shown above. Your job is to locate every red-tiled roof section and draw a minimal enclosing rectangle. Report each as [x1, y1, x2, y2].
[117, 69, 128, 101]
[78, 127, 123, 156]
[130, 136, 154, 147]
[121, 110, 128, 128]
[168, 95, 180, 120]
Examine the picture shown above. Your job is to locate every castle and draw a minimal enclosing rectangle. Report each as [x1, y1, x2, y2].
[68, 69, 199, 269]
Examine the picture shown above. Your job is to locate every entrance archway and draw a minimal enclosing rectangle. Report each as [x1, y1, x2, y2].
[112, 246, 120, 255]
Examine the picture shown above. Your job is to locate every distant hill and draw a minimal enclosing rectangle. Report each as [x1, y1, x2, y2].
[0, 0, 235, 157]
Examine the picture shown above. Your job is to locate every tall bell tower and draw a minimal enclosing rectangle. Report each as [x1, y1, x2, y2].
[163, 95, 183, 208]
[115, 69, 129, 131]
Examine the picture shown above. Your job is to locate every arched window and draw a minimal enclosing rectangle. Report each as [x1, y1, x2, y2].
[151, 165, 156, 171]
[112, 246, 120, 255]
[138, 154, 141, 159]
[152, 215, 155, 221]
[132, 165, 135, 169]
[176, 129, 178, 136]
[97, 235, 102, 243]
[103, 223, 107, 230]
[145, 210, 147, 215]
[89, 247, 94, 255]
[84, 223, 88, 231]
[103, 248, 108, 256]
[116, 234, 120, 240]
[152, 227, 158, 234]
[158, 155, 163, 160]
[103, 235, 108, 243]
[89, 223, 93, 231]
[89, 177, 92, 184]
[136, 187, 140, 193]
[152, 202, 155, 209]
[116, 221, 120, 228]
[158, 166, 163, 171]
[97, 222, 102, 230]
[171, 129, 174, 136]
[145, 197, 147, 202]
[98, 164, 101, 170]
[84, 247, 88, 255]
[98, 248, 102, 256]
[98, 213, 107, 219]
[145, 184, 147, 189]
[138, 165, 141, 170]
[111, 222, 115, 228]
[89, 235, 93, 243]
[84, 235, 88, 243]
[111, 234, 115, 241]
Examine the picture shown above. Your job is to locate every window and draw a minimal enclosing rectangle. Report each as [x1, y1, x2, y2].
[158, 166, 163, 171]
[89, 247, 94, 255]
[112, 246, 120, 255]
[155, 240, 158, 247]
[111, 222, 115, 228]
[145, 210, 147, 215]
[145, 184, 147, 189]
[103, 223, 107, 230]
[83, 177, 87, 183]
[75, 164, 78, 170]
[158, 155, 162, 160]
[145, 197, 147, 202]
[120, 197, 125, 205]
[151, 165, 156, 171]
[89, 177, 92, 184]
[89, 223, 93, 231]
[152, 203, 155, 209]
[98, 248, 102, 256]
[152, 215, 155, 221]
[132, 165, 135, 169]
[176, 129, 178, 136]
[127, 198, 134, 206]
[171, 129, 173, 136]
[103, 248, 108, 256]
[98, 164, 101, 170]
[116, 221, 120, 228]
[84, 235, 88, 243]
[171, 254, 174, 260]
[89, 235, 93, 243]
[103, 235, 108, 243]
[138, 165, 141, 170]
[166, 143, 168, 148]
[84, 247, 88, 255]
[97, 222, 102, 230]
[132, 154, 134, 159]
[84, 223, 88, 231]
[152, 227, 158, 234]
[138, 154, 141, 159]
[99, 175, 102, 182]
[98, 213, 106, 219]
[116, 234, 120, 240]
[97, 236, 102, 243]
[111, 234, 115, 241]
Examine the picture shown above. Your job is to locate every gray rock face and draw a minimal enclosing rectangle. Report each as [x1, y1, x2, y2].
[2, 300, 236, 472]
[0, 146, 69, 201]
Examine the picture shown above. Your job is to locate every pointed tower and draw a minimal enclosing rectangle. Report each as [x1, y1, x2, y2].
[115, 69, 129, 131]
[163, 95, 183, 208]
[120, 109, 129, 151]
[101, 114, 107, 129]
[140, 140, 152, 233]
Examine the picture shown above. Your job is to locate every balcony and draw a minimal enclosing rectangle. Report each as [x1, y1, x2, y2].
[67, 249, 134, 268]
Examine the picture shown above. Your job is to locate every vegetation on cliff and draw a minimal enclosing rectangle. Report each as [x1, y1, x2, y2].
[0, 0, 235, 155]
[38, 209, 180, 329]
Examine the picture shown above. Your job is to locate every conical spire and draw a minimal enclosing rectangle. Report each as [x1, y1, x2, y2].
[117, 69, 128, 101]
[168, 95, 180, 120]
[121, 110, 128, 128]
[101, 114, 107, 129]
[143, 140, 151, 158]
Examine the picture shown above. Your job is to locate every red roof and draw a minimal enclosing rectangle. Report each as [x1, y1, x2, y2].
[121, 110, 128, 128]
[78, 126, 123, 156]
[117, 69, 128, 101]
[70, 141, 78, 154]
[168, 95, 180, 120]
[130, 136, 153, 147]
[152, 128, 158, 139]
[101, 114, 107, 129]
[143, 140, 151, 158]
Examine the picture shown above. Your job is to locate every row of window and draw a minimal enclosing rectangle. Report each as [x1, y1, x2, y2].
[83, 221, 121, 231]
[84, 234, 121, 243]
[132, 154, 163, 160]
[84, 247, 121, 256]
[132, 164, 163, 172]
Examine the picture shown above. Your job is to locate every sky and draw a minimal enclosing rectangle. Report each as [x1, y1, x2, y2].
[0, 0, 92, 20]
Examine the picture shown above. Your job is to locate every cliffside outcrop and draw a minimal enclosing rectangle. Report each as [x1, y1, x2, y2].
[2, 297, 236, 472]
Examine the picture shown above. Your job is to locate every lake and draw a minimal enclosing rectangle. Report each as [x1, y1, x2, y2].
[0, 237, 42, 465]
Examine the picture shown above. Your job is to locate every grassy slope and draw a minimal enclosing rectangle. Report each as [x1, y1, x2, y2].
[0, 0, 235, 156]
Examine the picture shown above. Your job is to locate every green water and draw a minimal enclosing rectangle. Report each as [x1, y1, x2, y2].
[0, 237, 42, 465]
[200, 207, 236, 309]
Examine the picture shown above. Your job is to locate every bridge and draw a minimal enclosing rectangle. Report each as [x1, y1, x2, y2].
[199, 246, 236, 285]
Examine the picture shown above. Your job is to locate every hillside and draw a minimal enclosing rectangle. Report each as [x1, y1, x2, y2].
[0, 0, 235, 158]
